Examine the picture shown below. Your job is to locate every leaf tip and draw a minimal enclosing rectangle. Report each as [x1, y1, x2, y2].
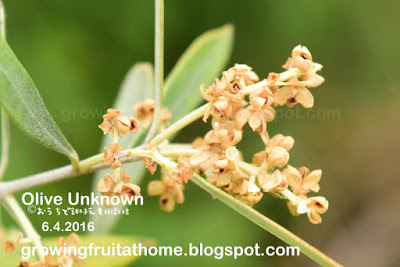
[134, 62, 153, 72]
[222, 23, 235, 34]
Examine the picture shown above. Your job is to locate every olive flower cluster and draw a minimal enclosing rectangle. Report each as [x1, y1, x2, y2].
[96, 46, 328, 225]
[98, 109, 141, 205]
[190, 45, 328, 224]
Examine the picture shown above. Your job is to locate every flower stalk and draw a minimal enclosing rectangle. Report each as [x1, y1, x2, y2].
[145, 0, 164, 143]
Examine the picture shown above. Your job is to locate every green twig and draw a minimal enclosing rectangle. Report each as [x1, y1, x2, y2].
[190, 173, 343, 267]
[151, 103, 210, 145]
[145, 0, 164, 143]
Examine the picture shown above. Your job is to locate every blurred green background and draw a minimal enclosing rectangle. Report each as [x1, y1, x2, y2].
[1, 0, 400, 266]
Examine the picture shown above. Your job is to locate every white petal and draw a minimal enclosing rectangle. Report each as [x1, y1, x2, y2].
[248, 181, 261, 193]
[226, 146, 240, 161]
[297, 199, 309, 214]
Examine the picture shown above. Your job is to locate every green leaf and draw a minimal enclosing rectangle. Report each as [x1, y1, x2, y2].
[163, 24, 234, 124]
[90, 62, 154, 234]
[0, 249, 21, 267]
[0, 37, 79, 168]
[0, 107, 10, 179]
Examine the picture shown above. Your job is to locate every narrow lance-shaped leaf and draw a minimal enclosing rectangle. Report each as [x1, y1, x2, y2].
[163, 24, 234, 124]
[90, 62, 154, 234]
[0, 37, 79, 168]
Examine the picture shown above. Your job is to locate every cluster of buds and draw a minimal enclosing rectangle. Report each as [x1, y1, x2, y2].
[190, 45, 329, 223]
[147, 155, 194, 211]
[98, 108, 142, 207]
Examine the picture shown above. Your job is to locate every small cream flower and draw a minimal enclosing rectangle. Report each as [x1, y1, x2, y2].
[97, 171, 141, 207]
[5, 233, 23, 253]
[57, 233, 85, 266]
[274, 78, 314, 108]
[258, 169, 288, 192]
[99, 108, 139, 136]
[115, 116, 139, 136]
[134, 99, 155, 129]
[148, 174, 185, 212]
[177, 155, 194, 183]
[225, 178, 263, 206]
[306, 196, 329, 224]
[284, 165, 321, 195]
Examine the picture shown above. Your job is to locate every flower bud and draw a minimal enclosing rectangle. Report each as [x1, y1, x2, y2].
[267, 147, 289, 168]
[291, 45, 312, 61]
[252, 151, 267, 166]
[268, 134, 295, 151]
